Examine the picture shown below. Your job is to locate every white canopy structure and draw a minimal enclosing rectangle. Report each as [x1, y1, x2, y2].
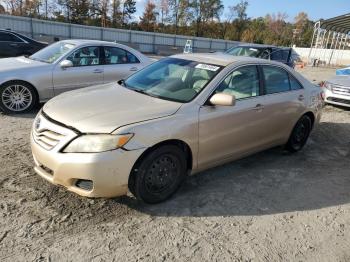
[308, 13, 350, 66]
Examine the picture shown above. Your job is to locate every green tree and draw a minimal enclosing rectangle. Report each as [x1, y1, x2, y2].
[139, 0, 158, 32]
[231, 0, 248, 40]
[111, 0, 123, 27]
[122, 0, 136, 25]
[0, 4, 5, 13]
[191, 0, 224, 37]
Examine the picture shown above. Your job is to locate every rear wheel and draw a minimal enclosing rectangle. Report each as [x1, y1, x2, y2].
[285, 115, 312, 152]
[130, 145, 187, 204]
[0, 81, 37, 114]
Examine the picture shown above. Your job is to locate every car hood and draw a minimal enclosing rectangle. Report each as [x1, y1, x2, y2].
[328, 75, 350, 87]
[43, 83, 182, 133]
[0, 56, 48, 72]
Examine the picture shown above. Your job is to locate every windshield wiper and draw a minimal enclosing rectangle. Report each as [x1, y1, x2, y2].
[132, 88, 150, 95]
[130, 88, 162, 99]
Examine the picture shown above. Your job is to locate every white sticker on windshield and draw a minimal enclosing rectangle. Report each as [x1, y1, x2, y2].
[195, 64, 220, 72]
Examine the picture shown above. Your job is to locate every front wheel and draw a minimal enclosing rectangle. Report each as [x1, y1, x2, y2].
[285, 115, 312, 153]
[130, 145, 187, 204]
[0, 81, 38, 114]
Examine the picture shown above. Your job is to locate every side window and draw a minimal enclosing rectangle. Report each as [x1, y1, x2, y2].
[289, 75, 303, 90]
[271, 50, 282, 61]
[262, 66, 290, 94]
[66, 46, 100, 67]
[126, 51, 140, 63]
[104, 47, 140, 64]
[0, 32, 23, 42]
[216, 65, 260, 99]
[282, 50, 290, 61]
[260, 49, 271, 59]
[271, 50, 290, 62]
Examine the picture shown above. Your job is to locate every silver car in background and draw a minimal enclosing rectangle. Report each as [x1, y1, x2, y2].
[323, 75, 350, 107]
[0, 40, 152, 114]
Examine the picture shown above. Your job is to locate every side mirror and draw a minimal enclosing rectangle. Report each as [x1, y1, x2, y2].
[60, 59, 73, 69]
[209, 93, 236, 106]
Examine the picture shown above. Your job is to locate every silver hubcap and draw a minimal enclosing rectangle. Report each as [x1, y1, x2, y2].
[1, 85, 32, 112]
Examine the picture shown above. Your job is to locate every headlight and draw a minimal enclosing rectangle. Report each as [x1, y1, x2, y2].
[63, 134, 133, 153]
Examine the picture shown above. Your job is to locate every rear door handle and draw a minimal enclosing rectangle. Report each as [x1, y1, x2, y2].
[10, 43, 18, 47]
[130, 67, 138, 72]
[93, 69, 103, 74]
[253, 104, 264, 111]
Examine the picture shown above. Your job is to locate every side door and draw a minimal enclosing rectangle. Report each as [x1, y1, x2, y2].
[258, 65, 306, 144]
[198, 65, 271, 169]
[103, 46, 141, 83]
[52, 46, 104, 95]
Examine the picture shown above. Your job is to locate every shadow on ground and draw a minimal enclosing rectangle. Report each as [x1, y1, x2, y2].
[114, 121, 350, 217]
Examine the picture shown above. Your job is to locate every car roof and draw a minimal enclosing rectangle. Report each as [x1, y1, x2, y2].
[171, 52, 281, 67]
[230, 44, 291, 51]
[60, 39, 122, 46]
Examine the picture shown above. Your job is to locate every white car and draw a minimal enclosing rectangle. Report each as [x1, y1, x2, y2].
[323, 76, 350, 107]
[0, 40, 152, 114]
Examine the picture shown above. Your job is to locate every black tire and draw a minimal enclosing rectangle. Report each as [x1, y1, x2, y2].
[0, 81, 38, 114]
[130, 145, 187, 204]
[285, 115, 312, 153]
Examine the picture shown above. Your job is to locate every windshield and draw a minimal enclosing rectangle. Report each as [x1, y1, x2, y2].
[225, 46, 262, 57]
[124, 58, 222, 103]
[30, 42, 75, 63]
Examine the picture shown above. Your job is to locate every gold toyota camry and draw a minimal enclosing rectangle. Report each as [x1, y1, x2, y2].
[31, 53, 323, 203]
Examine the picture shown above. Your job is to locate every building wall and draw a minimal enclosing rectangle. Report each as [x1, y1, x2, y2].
[293, 47, 350, 66]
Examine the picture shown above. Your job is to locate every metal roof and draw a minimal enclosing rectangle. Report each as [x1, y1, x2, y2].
[320, 13, 350, 34]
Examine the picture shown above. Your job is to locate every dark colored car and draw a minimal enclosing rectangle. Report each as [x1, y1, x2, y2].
[225, 44, 295, 68]
[0, 29, 48, 58]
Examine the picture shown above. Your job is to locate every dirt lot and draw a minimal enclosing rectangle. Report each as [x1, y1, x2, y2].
[0, 67, 350, 261]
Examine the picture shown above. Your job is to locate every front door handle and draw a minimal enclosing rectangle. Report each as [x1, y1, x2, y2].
[253, 104, 264, 111]
[93, 69, 103, 74]
[10, 43, 18, 47]
[130, 67, 138, 72]
[298, 95, 305, 101]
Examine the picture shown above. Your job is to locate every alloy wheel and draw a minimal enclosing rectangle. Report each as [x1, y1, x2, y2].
[1, 84, 33, 112]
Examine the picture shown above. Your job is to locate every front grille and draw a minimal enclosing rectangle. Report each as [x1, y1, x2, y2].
[33, 129, 65, 150]
[331, 84, 350, 96]
[327, 97, 350, 105]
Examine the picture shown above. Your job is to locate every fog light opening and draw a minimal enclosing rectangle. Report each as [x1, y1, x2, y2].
[40, 164, 54, 176]
[75, 179, 93, 191]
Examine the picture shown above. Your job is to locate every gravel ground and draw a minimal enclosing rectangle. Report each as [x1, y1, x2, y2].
[0, 67, 350, 261]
